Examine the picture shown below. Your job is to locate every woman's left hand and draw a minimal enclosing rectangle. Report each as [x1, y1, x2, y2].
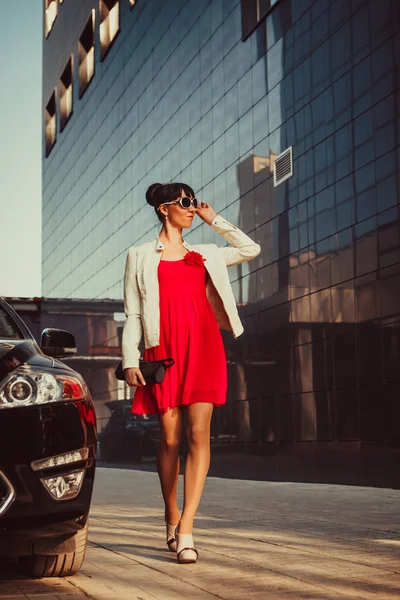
[196, 201, 217, 225]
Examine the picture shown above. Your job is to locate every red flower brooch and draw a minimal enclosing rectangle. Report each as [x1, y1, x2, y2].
[184, 251, 206, 267]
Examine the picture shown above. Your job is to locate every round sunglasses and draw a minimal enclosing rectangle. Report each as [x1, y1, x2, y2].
[158, 196, 198, 210]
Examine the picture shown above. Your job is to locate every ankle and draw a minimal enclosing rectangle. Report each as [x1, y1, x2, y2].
[165, 507, 180, 525]
[177, 517, 194, 535]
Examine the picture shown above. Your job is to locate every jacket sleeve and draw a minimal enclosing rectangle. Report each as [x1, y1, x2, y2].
[121, 247, 142, 369]
[210, 215, 261, 267]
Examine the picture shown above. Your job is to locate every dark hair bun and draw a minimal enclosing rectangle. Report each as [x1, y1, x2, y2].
[146, 183, 163, 207]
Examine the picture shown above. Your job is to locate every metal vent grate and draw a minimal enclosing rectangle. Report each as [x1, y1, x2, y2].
[273, 146, 293, 187]
[0, 471, 15, 517]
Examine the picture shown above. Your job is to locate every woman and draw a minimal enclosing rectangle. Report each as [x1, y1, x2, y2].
[122, 182, 260, 564]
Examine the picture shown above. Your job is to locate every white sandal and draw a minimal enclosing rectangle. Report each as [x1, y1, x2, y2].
[165, 514, 180, 552]
[176, 529, 199, 564]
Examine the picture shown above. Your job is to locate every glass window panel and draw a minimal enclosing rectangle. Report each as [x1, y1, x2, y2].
[99, 0, 120, 61]
[78, 12, 95, 98]
[45, 89, 56, 157]
[45, 0, 57, 37]
[241, 0, 258, 40]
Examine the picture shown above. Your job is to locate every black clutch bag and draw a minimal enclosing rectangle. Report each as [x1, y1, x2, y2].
[114, 358, 174, 384]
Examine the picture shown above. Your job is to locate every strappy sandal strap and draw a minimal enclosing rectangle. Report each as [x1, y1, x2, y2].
[167, 537, 176, 550]
[177, 547, 199, 562]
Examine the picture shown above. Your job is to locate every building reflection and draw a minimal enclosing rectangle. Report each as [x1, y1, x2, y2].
[39, 0, 400, 486]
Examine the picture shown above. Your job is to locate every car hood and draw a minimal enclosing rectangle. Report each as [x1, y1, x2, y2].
[0, 339, 73, 380]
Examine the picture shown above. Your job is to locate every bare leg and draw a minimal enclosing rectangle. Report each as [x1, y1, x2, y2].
[179, 402, 214, 534]
[157, 407, 183, 524]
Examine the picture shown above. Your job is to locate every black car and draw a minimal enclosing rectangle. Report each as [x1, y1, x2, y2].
[0, 298, 96, 577]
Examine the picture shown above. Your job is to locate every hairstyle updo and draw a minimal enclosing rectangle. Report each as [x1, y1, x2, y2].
[146, 182, 195, 223]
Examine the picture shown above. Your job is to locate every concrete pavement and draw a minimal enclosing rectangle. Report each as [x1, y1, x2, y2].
[1, 466, 400, 599]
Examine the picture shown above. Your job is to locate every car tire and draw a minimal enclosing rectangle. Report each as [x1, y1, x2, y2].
[18, 522, 88, 578]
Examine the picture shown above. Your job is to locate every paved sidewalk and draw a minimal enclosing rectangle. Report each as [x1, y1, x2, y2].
[1, 467, 400, 599]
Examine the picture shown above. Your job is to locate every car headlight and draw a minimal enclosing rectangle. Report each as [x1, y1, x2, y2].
[31, 448, 89, 471]
[0, 366, 86, 409]
[41, 469, 85, 501]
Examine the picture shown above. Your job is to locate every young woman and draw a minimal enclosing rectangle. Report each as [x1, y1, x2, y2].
[122, 182, 260, 564]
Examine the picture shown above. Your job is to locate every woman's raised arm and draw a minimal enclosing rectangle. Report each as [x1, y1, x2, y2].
[210, 215, 261, 267]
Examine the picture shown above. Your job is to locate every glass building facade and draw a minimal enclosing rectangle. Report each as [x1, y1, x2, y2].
[42, 0, 400, 487]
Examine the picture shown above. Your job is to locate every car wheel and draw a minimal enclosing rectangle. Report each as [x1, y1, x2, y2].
[18, 522, 88, 578]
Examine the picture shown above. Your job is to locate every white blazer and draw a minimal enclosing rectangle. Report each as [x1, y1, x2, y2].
[121, 215, 261, 369]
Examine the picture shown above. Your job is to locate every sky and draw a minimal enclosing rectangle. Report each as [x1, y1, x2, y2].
[0, 0, 42, 298]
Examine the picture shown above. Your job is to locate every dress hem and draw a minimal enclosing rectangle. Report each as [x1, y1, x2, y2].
[131, 399, 225, 416]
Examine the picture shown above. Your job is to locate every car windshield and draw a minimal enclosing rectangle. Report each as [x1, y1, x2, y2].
[0, 306, 23, 339]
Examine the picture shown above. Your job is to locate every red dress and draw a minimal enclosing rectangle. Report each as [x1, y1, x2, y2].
[131, 253, 227, 415]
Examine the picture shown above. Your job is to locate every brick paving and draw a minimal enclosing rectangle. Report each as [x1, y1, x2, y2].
[1, 467, 400, 599]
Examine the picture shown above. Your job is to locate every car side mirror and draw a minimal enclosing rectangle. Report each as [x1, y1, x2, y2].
[40, 328, 77, 358]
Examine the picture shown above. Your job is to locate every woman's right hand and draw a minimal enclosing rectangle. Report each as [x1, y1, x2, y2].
[124, 367, 146, 387]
